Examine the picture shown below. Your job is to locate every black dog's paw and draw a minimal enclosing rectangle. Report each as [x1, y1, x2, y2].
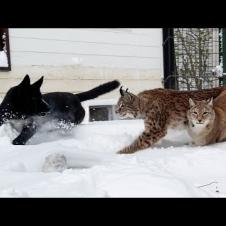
[12, 138, 26, 145]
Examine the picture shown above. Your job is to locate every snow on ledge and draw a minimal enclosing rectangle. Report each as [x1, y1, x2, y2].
[0, 51, 8, 67]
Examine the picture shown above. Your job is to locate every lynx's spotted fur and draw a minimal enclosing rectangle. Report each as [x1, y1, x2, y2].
[115, 86, 226, 154]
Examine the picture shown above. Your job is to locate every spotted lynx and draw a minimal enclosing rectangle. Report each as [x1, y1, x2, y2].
[187, 90, 226, 146]
[115, 86, 226, 154]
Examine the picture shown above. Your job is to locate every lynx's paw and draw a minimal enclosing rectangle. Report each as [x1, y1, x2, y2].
[117, 148, 133, 154]
[117, 150, 125, 154]
[42, 153, 67, 173]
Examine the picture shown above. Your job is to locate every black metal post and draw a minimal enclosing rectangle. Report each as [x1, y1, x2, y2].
[163, 28, 176, 89]
[223, 28, 226, 84]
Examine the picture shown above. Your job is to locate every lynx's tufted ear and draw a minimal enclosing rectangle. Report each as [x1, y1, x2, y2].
[120, 86, 130, 95]
[189, 98, 196, 107]
[119, 86, 137, 102]
[120, 86, 125, 96]
[206, 97, 213, 107]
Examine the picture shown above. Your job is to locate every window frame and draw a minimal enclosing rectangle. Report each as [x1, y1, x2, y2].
[0, 28, 11, 71]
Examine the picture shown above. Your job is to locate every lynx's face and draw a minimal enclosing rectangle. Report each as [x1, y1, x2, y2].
[115, 87, 140, 119]
[187, 98, 215, 127]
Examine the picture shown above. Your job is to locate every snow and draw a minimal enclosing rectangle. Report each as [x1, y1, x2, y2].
[0, 51, 8, 67]
[0, 98, 226, 197]
[212, 64, 223, 77]
[0, 119, 226, 197]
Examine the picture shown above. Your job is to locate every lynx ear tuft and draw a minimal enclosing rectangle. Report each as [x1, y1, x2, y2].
[207, 97, 213, 107]
[120, 86, 124, 96]
[189, 98, 196, 107]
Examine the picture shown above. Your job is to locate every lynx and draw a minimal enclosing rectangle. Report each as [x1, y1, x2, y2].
[115, 86, 226, 154]
[187, 90, 226, 146]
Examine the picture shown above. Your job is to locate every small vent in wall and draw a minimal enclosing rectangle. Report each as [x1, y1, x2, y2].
[89, 105, 120, 122]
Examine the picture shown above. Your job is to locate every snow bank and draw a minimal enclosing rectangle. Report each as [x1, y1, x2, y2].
[0, 116, 226, 197]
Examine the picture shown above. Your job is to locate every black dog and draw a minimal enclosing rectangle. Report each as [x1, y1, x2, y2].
[0, 75, 120, 145]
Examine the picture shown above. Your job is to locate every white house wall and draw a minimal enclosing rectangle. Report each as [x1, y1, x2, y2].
[0, 29, 163, 98]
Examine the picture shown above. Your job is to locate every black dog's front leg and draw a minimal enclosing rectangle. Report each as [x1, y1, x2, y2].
[13, 122, 37, 145]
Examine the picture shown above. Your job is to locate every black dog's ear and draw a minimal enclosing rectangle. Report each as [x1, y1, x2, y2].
[19, 74, 30, 87]
[31, 76, 44, 89]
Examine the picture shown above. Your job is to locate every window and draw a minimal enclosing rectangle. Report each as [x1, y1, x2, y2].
[89, 105, 120, 122]
[89, 105, 113, 122]
[0, 28, 11, 71]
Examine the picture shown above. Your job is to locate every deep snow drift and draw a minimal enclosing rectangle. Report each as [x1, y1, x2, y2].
[0, 117, 226, 197]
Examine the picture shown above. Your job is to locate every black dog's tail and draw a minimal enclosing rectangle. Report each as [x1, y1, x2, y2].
[76, 80, 120, 102]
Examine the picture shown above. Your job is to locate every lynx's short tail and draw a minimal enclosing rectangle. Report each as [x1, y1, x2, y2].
[76, 80, 120, 102]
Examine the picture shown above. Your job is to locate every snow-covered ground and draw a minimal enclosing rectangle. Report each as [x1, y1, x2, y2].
[0, 116, 226, 197]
